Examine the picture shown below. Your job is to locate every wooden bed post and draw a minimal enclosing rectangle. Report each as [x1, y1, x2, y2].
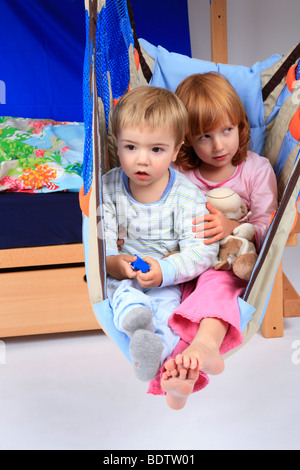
[261, 212, 300, 338]
[210, 0, 228, 64]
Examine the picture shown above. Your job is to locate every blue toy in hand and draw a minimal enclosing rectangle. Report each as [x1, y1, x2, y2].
[131, 255, 150, 273]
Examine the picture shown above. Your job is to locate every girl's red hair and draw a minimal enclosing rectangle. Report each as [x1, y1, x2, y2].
[175, 73, 251, 171]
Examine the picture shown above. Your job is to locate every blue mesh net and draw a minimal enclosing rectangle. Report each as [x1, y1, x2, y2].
[296, 60, 300, 80]
[96, 0, 134, 127]
[83, 10, 93, 195]
[82, 0, 134, 195]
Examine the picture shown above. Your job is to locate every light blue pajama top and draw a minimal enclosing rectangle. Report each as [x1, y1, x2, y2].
[102, 167, 218, 287]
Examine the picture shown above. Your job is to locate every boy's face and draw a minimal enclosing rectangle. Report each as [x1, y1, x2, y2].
[117, 125, 180, 202]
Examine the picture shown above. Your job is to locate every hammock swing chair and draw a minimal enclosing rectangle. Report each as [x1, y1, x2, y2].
[79, 0, 300, 367]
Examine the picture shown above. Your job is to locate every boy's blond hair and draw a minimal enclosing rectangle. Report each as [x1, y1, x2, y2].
[111, 86, 188, 148]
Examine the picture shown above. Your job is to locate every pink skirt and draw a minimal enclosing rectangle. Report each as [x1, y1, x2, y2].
[148, 269, 247, 396]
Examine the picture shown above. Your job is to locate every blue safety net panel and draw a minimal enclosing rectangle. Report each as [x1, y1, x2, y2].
[82, 0, 135, 195]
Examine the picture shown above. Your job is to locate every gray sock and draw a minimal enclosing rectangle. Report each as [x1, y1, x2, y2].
[129, 329, 163, 381]
[122, 307, 154, 338]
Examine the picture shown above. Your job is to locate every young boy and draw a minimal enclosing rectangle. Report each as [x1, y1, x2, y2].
[102, 86, 218, 382]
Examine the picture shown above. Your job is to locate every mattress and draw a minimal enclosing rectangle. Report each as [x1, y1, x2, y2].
[0, 191, 82, 249]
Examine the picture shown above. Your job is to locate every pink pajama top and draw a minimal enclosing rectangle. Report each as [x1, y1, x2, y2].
[175, 151, 278, 249]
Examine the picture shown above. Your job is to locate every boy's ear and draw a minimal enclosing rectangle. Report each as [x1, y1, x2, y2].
[172, 147, 180, 162]
[172, 141, 184, 161]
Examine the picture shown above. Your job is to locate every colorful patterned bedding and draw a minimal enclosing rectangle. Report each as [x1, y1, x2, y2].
[0, 117, 84, 192]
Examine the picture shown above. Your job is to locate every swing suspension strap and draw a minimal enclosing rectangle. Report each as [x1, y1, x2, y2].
[262, 42, 300, 101]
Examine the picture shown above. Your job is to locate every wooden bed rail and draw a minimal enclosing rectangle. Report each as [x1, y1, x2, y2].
[1, 244, 85, 269]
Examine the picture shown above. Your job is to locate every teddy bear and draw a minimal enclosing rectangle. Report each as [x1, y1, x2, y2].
[205, 187, 258, 281]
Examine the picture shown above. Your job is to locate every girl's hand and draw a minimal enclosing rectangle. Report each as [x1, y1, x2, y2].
[136, 257, 162, 288]
[106, 254, 138, 280]
[192, 201, 240, 245]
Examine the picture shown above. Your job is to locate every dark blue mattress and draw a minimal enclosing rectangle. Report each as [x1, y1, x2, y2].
[1, 192, 83, 249]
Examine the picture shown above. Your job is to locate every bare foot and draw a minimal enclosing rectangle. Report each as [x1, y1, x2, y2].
[175, 341, 225, 376]
[161, 359, 199, 410]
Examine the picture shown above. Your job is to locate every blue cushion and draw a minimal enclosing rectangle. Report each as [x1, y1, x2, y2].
[140, 39, 282, 155]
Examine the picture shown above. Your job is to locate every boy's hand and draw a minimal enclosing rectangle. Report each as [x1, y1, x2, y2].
[136, 257, 162, 288]
[106, 254, 138, 280]
[192, 201, 240, 245]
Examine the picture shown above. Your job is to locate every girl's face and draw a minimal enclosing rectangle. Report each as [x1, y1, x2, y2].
[190, 123, 240, 177]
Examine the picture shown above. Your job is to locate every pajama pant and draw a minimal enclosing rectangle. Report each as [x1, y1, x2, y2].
[148, 269, 247, 395]
[106, 276, 181, 363]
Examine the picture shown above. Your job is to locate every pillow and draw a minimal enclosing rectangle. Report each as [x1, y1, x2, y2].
[140, 39, 281, 155]
[0, 117, 84, 193]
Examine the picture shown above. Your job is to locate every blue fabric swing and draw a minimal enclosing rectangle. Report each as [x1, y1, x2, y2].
[80, 0, 300, 362]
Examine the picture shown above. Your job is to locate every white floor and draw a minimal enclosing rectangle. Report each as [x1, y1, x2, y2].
[0, 244, 299, 451]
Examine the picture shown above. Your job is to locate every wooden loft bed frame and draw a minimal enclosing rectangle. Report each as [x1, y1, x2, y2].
[0, 0, 298, 339]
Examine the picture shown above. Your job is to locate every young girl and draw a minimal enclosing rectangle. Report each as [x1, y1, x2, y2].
[147, 72, 278, 409]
